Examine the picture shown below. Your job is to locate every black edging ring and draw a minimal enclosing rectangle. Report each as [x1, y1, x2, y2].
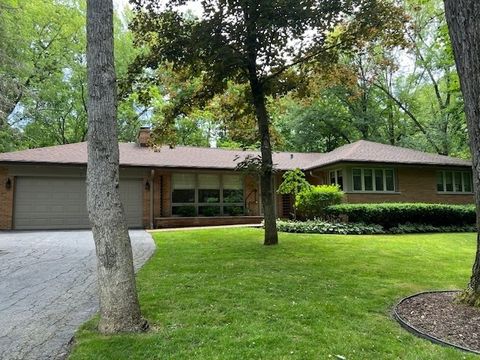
[393, 290, 480, 356]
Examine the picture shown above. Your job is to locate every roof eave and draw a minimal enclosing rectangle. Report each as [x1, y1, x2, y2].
[306, 159, 472, 170]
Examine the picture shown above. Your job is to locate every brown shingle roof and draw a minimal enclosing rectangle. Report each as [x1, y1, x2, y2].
[0, 142, 321, 170]
[305, 140, 471, 169]
[0, 140, 471, 170]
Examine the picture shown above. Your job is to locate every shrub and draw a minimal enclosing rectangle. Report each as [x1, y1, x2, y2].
[277, 168, 312, 219]
[325, 203, 476, 228]
[295, 185, 344, 219]
[277, 169, 311, 196]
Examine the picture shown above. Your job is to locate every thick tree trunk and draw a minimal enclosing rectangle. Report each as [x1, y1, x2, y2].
[86, 0, 146, 332]
[248, 76, 279, 246]
[444, 0, 480, 302]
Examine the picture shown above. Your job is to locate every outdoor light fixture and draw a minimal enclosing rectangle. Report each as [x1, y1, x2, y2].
[5, 178, 11, 190]
[145, 180, 150, 191]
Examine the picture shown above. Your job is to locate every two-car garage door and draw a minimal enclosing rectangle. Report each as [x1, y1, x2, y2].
[13, 177, 143, 230]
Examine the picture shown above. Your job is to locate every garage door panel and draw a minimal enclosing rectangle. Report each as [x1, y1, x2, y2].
[14, 177, 143, 230]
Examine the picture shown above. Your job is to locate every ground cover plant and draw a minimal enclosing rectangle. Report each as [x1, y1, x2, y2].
[69, 228, 478, 359]
[276, 219, 476, 235]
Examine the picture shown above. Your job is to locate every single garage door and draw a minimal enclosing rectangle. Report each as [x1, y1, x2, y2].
[14, 177, 143, 230]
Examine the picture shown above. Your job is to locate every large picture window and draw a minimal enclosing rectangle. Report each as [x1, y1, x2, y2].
[437, 170, 472, 193]
[172, 173, 245, 217]
[352, 168, 395, 192]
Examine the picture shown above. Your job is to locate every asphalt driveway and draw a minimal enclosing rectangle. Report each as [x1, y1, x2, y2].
[0, 230, 155, 360]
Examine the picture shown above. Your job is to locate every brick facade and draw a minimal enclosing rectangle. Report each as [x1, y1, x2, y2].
[0, 167, 14, 230]
[344, 167, 474, 204]
[157, 171, 172, 217]
[0, 164, 474, 230]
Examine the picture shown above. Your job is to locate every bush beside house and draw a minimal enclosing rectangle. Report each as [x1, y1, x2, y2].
[276, 202, 476, 235]
[295, 185, 344, 219]
[325, 203, 476, 228]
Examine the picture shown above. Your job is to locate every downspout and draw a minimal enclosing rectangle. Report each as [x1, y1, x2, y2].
[150, 169, 154, 229]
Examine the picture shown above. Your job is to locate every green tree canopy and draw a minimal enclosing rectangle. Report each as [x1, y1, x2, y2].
[0, 0, 143, 151]
[128, 0, 407, 245]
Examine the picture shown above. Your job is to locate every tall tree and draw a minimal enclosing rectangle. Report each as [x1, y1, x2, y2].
[444, 0, 480, 305]
[0, 0, 142, 151]
[274, 0, 469, 158]
[129, 0, 406, 245]
[374, 0, 465, 156]
[86, 0, 147, 333]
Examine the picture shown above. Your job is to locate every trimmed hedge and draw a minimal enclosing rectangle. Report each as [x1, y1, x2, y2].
[295, 185, 344, 219]
[276, 220, 476, 235]
[325, 203, 476, 228]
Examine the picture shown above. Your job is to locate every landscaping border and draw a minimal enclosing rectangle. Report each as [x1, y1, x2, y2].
[393, 290, 480, 355]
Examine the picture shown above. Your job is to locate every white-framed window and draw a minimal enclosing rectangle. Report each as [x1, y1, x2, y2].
[329, 169, 343, 190]
[352, 168, 395, 192]
[436, 170, 473, 193]
[171, 173, 245, 217]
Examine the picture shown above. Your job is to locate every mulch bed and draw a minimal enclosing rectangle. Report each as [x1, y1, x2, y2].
[395, 291, 480, 353]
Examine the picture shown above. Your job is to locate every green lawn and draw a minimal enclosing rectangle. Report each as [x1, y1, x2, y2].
[69, 229, 478, 359]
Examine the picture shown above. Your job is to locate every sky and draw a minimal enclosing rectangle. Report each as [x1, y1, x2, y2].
[113, 0, 129, 11]
[113, 0, 203, 16]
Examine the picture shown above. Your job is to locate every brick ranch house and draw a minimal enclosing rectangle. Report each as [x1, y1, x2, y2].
[0, 128, 474, 230]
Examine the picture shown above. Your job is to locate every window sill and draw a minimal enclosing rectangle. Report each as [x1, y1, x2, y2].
[437, 192, 474, 195]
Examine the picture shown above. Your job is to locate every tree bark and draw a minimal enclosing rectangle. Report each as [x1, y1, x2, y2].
[248, 75, 279, 246]
[86, 0, 147, 332]
[444, 0, 480, 301]
[242, 2, 278, 246]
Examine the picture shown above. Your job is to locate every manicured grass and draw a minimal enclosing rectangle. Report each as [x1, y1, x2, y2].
[69, 229, 478, 359]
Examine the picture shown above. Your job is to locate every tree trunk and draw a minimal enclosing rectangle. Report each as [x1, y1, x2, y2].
[248, 75, 279, 246]
[242, 2, 278, 246]
[86, 0, 147, 332]
[444, 0, 480, 303]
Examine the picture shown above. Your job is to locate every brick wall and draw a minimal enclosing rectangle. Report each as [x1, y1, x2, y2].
[159, 172, 172, 217]
[0, 167, 13, 230]
[345, 167, 474, 204]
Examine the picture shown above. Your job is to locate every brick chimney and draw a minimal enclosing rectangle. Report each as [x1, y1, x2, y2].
[137, 127, 151, 147]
